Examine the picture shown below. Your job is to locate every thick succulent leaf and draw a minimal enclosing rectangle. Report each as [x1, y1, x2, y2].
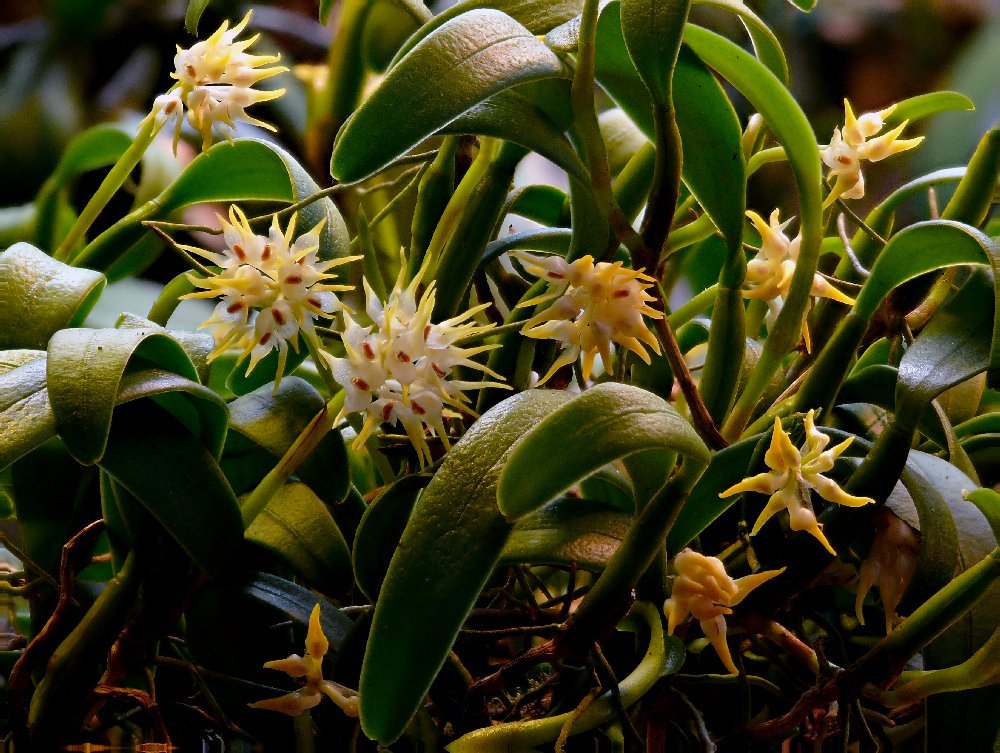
[47, 327, 199, 464]
[246, 482, 353, 593]
[360, 389, 571, 744]
[694, 0, 787, 82]
[75, 139, 351, 278]
[0, 243, 105, 350]
[99, 400, 242, 577]
[498, 383, 709, 519]
[241, 572, 354, 649]
[351, 474, 431, 599]
[331, 9, 568, 183]
[883, 91, 976, 127]
[0, 359, 56, 472]
[500, 497, 633, 570]
[620, 0, 689, 106]
[184, 0, 211, 34]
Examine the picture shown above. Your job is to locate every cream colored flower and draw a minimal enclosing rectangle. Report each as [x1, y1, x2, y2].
[326, 260, 507, 467]
[664, 549, 784, 674]
[821, 100, 923, 207]
[744, 209, 855, 351]
[151, 11, 287, 151]
[250, 604, 359, 717]
[512, 252, 663, 383]
[720, 410, 874, 555]
[182, 206, 357, 385]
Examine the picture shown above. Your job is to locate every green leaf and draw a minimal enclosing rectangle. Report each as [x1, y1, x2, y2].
[115, 312, 214, 384]
[784, 0, 815, 10]
[964, 488, 1000, 541]
[331, 9, 568, 183]
[0, 243, 105, 350]
[351, 474, 431, 599]
[76, 139, 351, 279]
[360, 389, 570, 744]
[240, 572, 353, 649]
[444, 88, 589, 182]
[896, 271, 995, 419]
[500, 497, 633, 570]
[620, 0, 689, 106]
[883, 91, 976, 128]
[184, 0, 211, 35]
[99, 400, 242, 577]
[227, 378, 350, 506]
[0, 349, 45, 376]
[499, 383, 709, 520]
[47, 327, 200, 465]
[693, 0, 787, 83]
[390, 0, 583, 66]
[246, 482, 353, 593]
[319, 0, 335, 23]
[0, 359, 56, 472]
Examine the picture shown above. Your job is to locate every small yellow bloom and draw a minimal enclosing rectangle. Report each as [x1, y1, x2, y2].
[664, 549, 784, 674]
[821, 100, 923, 208]
[719, 410, 874, 555]
[182, 205, 358, 386]
[513, 252, 663, 383]
[150, 11, 287, 151]
[251, 604, 359, 717]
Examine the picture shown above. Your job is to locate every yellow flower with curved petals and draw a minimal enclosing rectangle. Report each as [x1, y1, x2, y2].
[664, 549, 784, 674]
[719, 410, 874, 555]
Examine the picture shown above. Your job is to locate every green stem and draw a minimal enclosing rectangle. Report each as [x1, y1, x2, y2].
[665, 212, 717, 254]
[666, 284, 719, 329]
[410, 136, 459, 279]
[445, 601, 664, 753]
[147, 271, 197, 326]
[56, 119, 157, 262]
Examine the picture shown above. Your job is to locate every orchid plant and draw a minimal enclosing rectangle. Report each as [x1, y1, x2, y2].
[0, 1, 998, 751]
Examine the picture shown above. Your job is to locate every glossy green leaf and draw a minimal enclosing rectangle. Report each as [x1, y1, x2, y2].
[362, 0, 428, 71]
[227, 378, 350, 506]
[360, 389, 570, 744]
[599, 108, 648, 174]
[579, 465, 635, 512]
[331, 9, 568, 183]
[246, 482, 352, 592]
[506, 185, 569, 226]
[444, 88, 589, 182]
[0, 359, 56, 472]
[883, 91, 976, 128]
[964, 488, 1000, 541]
[47, 327, 199, 465]
[240, 572, 353, 649]
[500, 497, 633, 570]
[99, 400, 242, 576]
[184, 0, 211, 34]
[115, 312, 213, 383]
[76, 139, 351, 278]
[390, 0, 583, 65]
[784, 0, 815, 10]
[0, 243, 105, 350]
[352, 474, 431, 599]
[0, 349, 45, 376]
[694, 0, 787, 82]
[666, 431, 763, 551]
[620, 0, 689, 105]
[498, 383, 709, 520]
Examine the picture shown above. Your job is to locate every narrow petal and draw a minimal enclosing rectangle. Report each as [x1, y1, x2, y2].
[719, 472, 783, 499]
[701, 616, 738, 675]
[731, 567, 786, 606]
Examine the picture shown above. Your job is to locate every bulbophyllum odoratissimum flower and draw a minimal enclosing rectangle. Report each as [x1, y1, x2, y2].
[664, 549, 785, 675]
[149, 11, 287, 151]
[719, 410, 875, 555]
[182, 206, 357, 385]
[512, 252, 663, 383]
[744, 209, 855, 351]
[325, 262, 507, 467]
[821, 99, 923, 208]
[250, 604, 359, 717]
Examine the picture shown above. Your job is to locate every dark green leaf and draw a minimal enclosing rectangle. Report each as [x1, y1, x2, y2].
[620, 0, 689, 105]
[694, 0, 787, 83]
[0, 359, 56, 472]
[331, 9, 568, 183]
[184, 0, 211, 35]
[246, 482, 353, 592]
[360, 389, 570, 744]
[241, 572, 353, 649]
[0, 243, 105, 350]
[498, 383, 709, 519]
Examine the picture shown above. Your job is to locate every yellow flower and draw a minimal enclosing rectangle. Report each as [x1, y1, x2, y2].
[664, 549, 784, 674]
[250, 604, 359, 717]
[150, 11, 287, 151]
[719, 410, 875, 555]
[821, 100, 923, 208]
[325, 258, 507, 467]
[182, 206, 358, 386]
[513, 252, 663, 383]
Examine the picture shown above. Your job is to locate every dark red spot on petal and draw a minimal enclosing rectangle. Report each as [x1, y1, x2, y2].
[285, 274, 302, 285]
[432, 363, 446, 378]
[352, 377, 369, 391]
[261, 244, 272, 261]
[186, 64, 196, 78]
[272, 308, 285, 326]
[382, 404, 393, 422]
[362, 342, 376, 360]
[424, 325, 431, 341]
[411, 400, 425, 415]
[259, 332, 272, 345]
[226, 301, 244, 314]
[396, 351, 411, 363]
[232, 243, 246, 261]
[613, 289, 629, 298]
[547, 271, 565, 279]
[307, 296, 321, 308]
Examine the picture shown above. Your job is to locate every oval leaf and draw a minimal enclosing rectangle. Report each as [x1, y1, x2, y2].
[498, 382, 709, 519]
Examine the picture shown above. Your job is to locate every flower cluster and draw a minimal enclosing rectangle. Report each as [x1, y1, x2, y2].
[326, 263, 506, 467]
[821, 100, 923, 207]
[719, 410, 875, 555]
[512, 252, 663, 383]
[182, 206, 356, 384]
[251, 604, 359, 717]
[743, 209, 856, 349]
[664, 549, 784, 674]
[150, 12, 287, 151]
